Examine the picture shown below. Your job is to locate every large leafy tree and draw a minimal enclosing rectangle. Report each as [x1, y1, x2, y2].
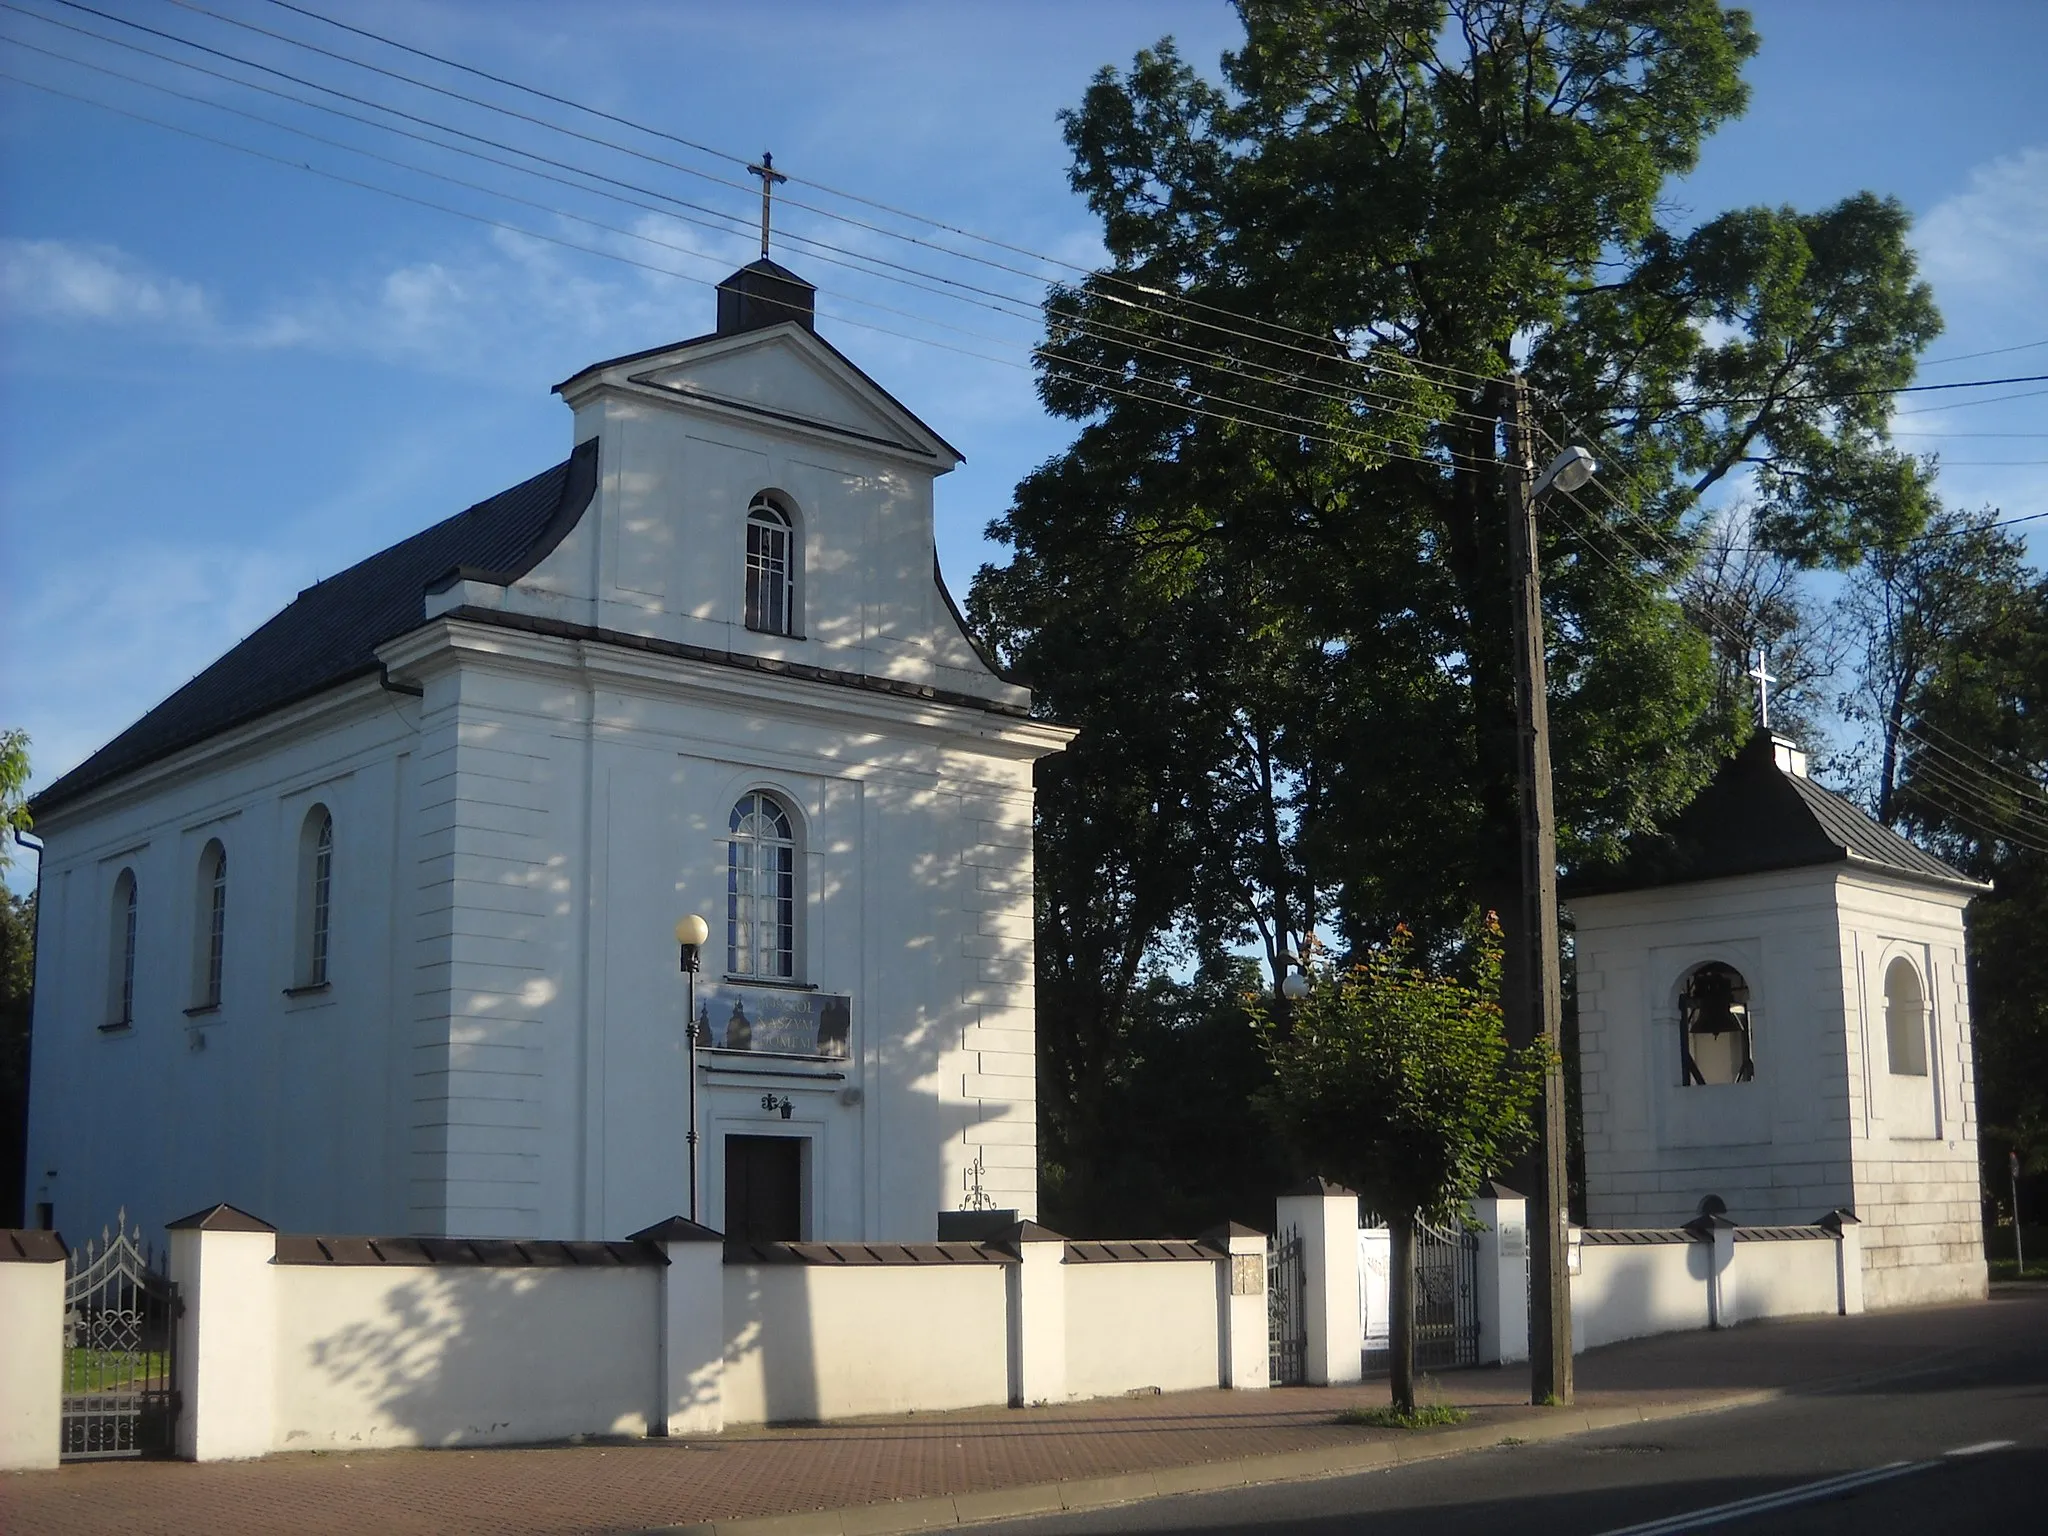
[971, 1, 1940, 1228]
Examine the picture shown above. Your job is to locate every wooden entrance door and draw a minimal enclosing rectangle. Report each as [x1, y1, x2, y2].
[725, 1134, 804, 1241]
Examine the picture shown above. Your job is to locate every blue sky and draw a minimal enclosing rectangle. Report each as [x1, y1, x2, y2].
[4, 0, 2045, 876]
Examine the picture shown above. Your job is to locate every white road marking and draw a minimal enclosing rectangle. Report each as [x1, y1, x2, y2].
[1945, 1439, 2016, 1457]
[1589, 1460, 1940, 1536]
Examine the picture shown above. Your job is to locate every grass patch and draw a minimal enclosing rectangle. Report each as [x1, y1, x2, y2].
[64, 1349, 168, 1393]
[1990, 1258, 2047, 1282]
[1336, 1403, 1468, 1430]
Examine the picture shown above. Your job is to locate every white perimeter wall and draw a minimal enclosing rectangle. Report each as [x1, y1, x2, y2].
[1725, 1236, 1839, 1326]
[271, 1265, 660, 1450]
[1571, 1241, 1711, 1351]
[0, 1258, 64, 1470]
[1063, 1262, 1221, 1401]
[1570, 1232, 1847, 1353]
[721, 1262, 1010, 1424]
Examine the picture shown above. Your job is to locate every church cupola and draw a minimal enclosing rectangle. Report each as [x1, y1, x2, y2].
[716, 258, 816, 337]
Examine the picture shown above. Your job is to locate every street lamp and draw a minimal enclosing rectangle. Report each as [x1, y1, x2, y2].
[1507, 377, 1599, 1407]
[1534, 445, 1597, 498]
[1276, 949, 1311, 1001]
[676, 913, 710, 1222]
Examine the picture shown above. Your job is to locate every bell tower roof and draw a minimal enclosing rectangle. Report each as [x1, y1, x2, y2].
[1565, 730, 1988, 898]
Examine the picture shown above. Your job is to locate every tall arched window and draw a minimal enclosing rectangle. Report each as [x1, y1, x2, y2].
[727, 792, 796, 979]
[107, 868, 137, 1028]
[296, 807, 334, 988]
[194, 840, 228, 1009]
[1678, 961, 1754, 1085]
[744, 492, 797, 636]
[1884, 957, 1928, 1076]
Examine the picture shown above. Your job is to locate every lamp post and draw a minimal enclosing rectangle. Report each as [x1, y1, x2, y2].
[676, 913, 710, 1222]
[1507, 374, 1598, 1407]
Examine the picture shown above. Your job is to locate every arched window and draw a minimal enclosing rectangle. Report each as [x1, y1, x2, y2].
[296, 807, 334, 989]
[1884, 957, 1928, 1076]
[727, 791, 796, 979]
[194, 840, 228, 1009]
[744, 492, 797, 636]
[107, 868, 137, 1028]
[1679, 962, 1754, 1086]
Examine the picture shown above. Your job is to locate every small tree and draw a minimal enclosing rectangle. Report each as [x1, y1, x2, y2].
[1251, 918, 1549, 1413]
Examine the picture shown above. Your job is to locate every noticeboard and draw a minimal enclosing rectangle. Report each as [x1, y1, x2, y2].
[697, 984, 851, 1059]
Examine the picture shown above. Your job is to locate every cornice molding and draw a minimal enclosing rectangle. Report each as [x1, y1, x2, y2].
[379, 616, 1074, 760]
[30, 676, 399, 833]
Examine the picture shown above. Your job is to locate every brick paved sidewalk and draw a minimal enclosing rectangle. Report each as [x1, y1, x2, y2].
[2, 1294, 2027, 1536]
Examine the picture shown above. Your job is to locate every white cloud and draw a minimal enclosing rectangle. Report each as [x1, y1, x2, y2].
[0, 238, 214, 328]
[1915, 144, 2048, 299]
[4, 542, 302, 791]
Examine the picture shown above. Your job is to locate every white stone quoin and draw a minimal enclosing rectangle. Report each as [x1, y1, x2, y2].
[1569, 731, 1990, 1309]
[23, 259, 1072, 1244]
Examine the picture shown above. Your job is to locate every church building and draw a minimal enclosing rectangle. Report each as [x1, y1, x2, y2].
[23, 259, 1070, 1246]
[1568, 730, 1990, 1308]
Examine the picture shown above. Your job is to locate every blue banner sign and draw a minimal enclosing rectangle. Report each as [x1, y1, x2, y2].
[696, 984, 851, 1059]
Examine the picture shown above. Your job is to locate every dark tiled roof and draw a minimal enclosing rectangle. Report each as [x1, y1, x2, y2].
[31, 441, 599, 815]
[723, 1240, 1016, 1266]
[1062, 1239, 1222, 1263]
[0, 1229, 68, 1262]
[1565, 731, 1987, 898]
[272, 1234, 664, 1266]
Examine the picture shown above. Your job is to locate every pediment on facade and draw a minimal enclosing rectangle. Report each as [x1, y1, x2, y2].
[567, 325, 961, 469]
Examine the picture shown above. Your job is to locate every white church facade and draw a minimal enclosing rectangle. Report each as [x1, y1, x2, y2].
[1568, 730, 1990, 1309]
[24, 260, 1071, 1246]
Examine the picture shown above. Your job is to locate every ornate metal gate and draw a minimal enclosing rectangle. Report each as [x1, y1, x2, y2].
[1362, 1217, 1480, 1375]
[1267, 1226, 1306, 1385]
[62, 1211, 179, 1460]
[1412, 1218, 1480, 1371]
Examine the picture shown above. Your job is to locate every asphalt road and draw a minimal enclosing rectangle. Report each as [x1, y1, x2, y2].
[976, 1289, 2048, 1535]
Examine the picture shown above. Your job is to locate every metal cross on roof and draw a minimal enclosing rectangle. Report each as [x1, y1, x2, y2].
[748, 150, 788, 260]
[1748, 647, 1779, 729]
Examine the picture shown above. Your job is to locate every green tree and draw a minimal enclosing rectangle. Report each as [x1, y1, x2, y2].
[973, 0, 1941, 1223]
[0, 887, 32, 1228]
[0, 729, 33, 1225]
[1837, 516, 2048, 1206]
[1250, 919, 1547, 1412]
[0, 729, 30, 869]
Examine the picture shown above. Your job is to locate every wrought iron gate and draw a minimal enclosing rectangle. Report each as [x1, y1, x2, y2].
[62, 1211, 179, 1460]
[1362, 1218, 1480, 1375]
[1411, 1219, 1480, 1371]
[1267, 1226, 1306, 1385]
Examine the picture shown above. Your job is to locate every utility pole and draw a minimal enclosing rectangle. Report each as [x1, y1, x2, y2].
[1506, 373, 1574, 1404]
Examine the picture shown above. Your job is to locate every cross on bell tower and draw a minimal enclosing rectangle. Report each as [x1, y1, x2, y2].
[748, 151, 788, 259]
[1748, 648, 1779, 729]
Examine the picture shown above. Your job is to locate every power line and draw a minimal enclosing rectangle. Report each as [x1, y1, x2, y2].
[1537, 475, 2048, 857]
[248, 0, 1515, 394]
[1900, 754, 2048, 852]
[1917, 336, 2048, 367]
[3, 4, 1467, 445]
[1685, 373, 2048, 408]
[224, 3, 2048, 416]
[1906, 716, 2048, 794]
[1896, 385, 2048, 416]
[163, 0, 1506, 410]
